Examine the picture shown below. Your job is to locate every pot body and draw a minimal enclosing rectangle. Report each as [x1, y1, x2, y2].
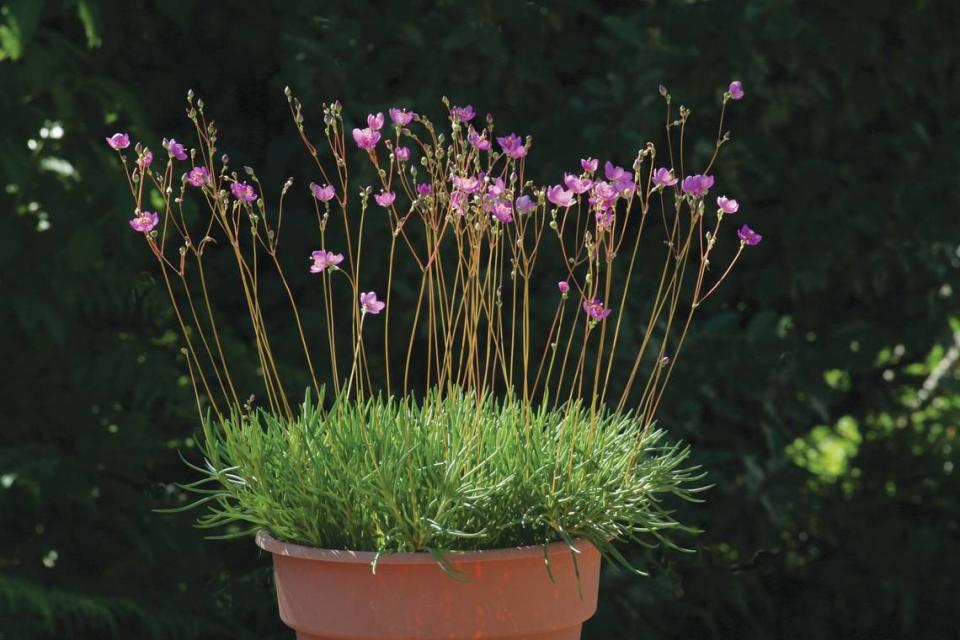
[256, 531, 601, 640]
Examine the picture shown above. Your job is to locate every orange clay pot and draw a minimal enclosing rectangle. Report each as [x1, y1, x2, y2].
[256, 530, 601, 640]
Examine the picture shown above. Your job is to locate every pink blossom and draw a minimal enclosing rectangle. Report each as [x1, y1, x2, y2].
[230, 181, 258, 202]
[449, 190, 467, 214]
[717, 196, 739, 214]
[728, 81, 745, 101]
[564, 173, 593, 195]
[416, 183, 433, 196]
[310, 250, 344, 273]
[360, 291, 386, 315]
[596, 208, 615, 229]
[467, 127, 491, 151]
[395, 146, 411, 161]
[163, 138, 187, 161]
[558, 281, 570, 295]
[452, 175, 481, 194]
[352, 127, 381, 150]
[129, 210, 159, 233]
[374, 190, 396, 207]
[487, 177, 506, 198]
[515, 195, 535, 215]
[604, 162, 629, 182]
[582, 298, 612, 321]
[581, 158, 598, 173]
[367, 112, 385, 131]
[737, 224, 762, 246]
[546, 185, 575, 207]
[497, 133, 528, 159]
[186, 166, 210, 187]
[652, 167, 678, 187]
[106, 132, 130, 150]
[389, 108, 415, 126]
[489, 199, 514, 224]
[680, 174, 715, 197]
[310, 182, 336, 202]
[450, 104, 475, 122]
[137, 150, 153, 170]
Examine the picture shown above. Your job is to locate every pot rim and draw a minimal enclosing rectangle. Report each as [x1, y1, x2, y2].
[255, 529, 594, 565]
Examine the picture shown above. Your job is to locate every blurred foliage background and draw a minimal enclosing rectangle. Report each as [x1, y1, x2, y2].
[2, 0, 959, 638]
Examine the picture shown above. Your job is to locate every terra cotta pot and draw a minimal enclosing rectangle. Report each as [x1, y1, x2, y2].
[255, 530, 601, 640]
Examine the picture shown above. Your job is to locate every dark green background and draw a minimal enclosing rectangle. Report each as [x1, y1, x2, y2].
[2, 1, 958, 638]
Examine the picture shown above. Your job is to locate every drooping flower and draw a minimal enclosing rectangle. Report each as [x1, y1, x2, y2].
[717, 196, 739, 214]
[186, 166, 211, 187]
[230, 181, 258, 202]
[416, 182, 433, 196]
[352, 127, 381, 150]
[467, 127, 491, 151]
[581, 157, 598, 173]
[547, 185, 576, 208]
[497, 133, 527, 159]
[582, 298, 612, 321]
[395, 146, 411, 161]
[489, 199, 514, 224]
[129, 210, 159, 233]
[564, 173, 593, 195]
[163, 138, 188, 161]
[367, 112, 385, 131]
[652, 167, 678, 187]
[450, 104, 475, 122]
[604, 161, 629, 182]
[680, 174, 715, 197]
[374, 190, 396, 208]
[728, 81, 745, 101]
[137, 150, 153, 170]
[310, 249, 344, 273]
[310, 182, 336, 202]
[360, 291, 386, 315]
[737, 224, 762, 246]
[389, 107, 415, 126]
[515, 195, 535, 215]
[558, 281, 570, 295]
[452, 174, 481, 194]
[106, 132, 130, 150]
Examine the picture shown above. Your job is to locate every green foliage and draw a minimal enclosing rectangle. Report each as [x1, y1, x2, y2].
[185, 389, 702, 564]
[2, 1, 959, 639]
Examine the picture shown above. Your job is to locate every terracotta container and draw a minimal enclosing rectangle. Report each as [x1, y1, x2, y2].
[256, 530, 601, 640]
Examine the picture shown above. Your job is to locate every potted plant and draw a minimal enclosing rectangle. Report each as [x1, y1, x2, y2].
[107, 80, 759, 640]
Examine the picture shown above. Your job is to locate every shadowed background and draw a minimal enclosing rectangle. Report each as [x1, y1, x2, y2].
[2, 1, 959, 638]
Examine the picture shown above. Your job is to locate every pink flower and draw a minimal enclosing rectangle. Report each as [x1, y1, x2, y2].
[163, 138, 187, 161]
[395, 146, 411, 161]
[450, 104, 475, 122]
[737, 224, 762, 246]
[367, 112, 385, 131]
[129, 210, 159, 234]
[546, 185, 575, 207]
[604, 162, 630, 182]
[310, 182, 336, 202]
[374, 190, 396, 207]
[360, 291, 386, 315]
[717, 196, 739, 214]
[106, 132, 130, 150]
[564, 173, 593, 195]
[467, 127, 491, 151]
[449, 190, 467, 214]
[652, 167, 677, 187]
[596, 208, 615, 229]
[487, 177, 506, 198]
[416, 182, 433, 196]
[582, 298, 612, 321]
[728, 81, 745, 101]
[230, 181, 258, 202]
[137, 150, 153, 170]
[310, 250, 344, 273]
[581, 158, 598, 173]
[497, 133, 528, 159]
[558, 281, 570, 295]
[186, 166, 211, 187]
[680, 174, 715, 197]
[452, 175, 481, 194]
[352, 127, 381, 150]
[389, 108, 415, 126]
[515, 195, 535, 215]
[489, 199, 514, 224]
